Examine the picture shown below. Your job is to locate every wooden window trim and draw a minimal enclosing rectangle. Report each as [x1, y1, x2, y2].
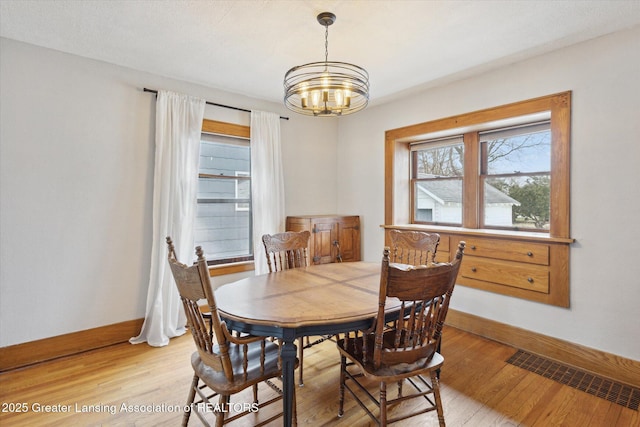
[384, 92, 572, 306]
[202, 119, 250, 139]
[201, 119, 254, 277]
[385, 91, 571, 240]
[208, 261, 255, 277]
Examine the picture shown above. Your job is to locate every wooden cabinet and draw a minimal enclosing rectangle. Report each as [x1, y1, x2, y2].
[286, 215, 361, 264]
[384, 226, 571, 307]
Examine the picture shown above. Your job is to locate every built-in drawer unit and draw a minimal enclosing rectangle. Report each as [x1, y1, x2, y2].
[461, 238, 551, 293]
[383, 226, 571, 307]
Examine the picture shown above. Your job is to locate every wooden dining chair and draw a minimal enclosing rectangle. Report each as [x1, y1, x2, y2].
[388, 229, 441, 328]
[166, 237, 296, 427]
[262, 231, 311, 272]
[262, 230, 319, 387]
[336, 241, 465, 426]
[389, 229, 440, 266]
[388, 229, 446, 367]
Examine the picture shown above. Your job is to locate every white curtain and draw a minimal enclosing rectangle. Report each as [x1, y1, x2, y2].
[130, 90, 205, 347]
[251, 110, 285, 275]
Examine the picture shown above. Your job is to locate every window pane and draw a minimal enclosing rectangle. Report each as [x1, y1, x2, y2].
[195, 199, 251, 262]
[235, 172, 250, 211]
[481, 123, 551, 231]
[414, 178, 463, 225]
[483, 175, 550, 230]
[412, 142, 464, 225]
[414, 142, 464, 177]
[199, 138, 250, 175]
[481, 124, 551, 175]
[195, 137, 252, 263]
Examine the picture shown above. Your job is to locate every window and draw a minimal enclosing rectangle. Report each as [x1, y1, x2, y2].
[480, 122, 551, 230]
[411, 137, 464, 226]
[386, 91, 571, 240]
[194, 120, 254, 273]
[411, 122, 552, 232]
[195, 133, 252, 264]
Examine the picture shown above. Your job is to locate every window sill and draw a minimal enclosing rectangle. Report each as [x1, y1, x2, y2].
[208, 261, 254, 277]
[381, 224, 574, 244]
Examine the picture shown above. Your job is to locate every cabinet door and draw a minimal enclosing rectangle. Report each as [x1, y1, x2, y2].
[336, 217, 361, 262]
[311, 221, 336, 264]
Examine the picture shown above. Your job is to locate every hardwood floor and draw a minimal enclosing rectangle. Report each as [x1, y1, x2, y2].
[1, 326, 637, 426]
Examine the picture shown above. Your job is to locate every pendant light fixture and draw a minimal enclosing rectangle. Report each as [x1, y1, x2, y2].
[284, 12, 369, 117]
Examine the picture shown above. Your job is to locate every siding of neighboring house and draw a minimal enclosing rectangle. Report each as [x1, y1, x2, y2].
[195, 140, 251, 261]
[416, 181, 517, 226]
[439, 204, 462, 224]
[485, 204, 515, 226]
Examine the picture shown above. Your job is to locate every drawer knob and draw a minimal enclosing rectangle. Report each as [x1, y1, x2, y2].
[470, 245, 477, 250]
[527, 251, 533, 257]
[471, 267, 477, 272]
[527, 277, 534, 283]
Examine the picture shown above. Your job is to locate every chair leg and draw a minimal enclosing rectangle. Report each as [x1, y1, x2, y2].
[338, 355, 346, 417]
[215, 394, 230, 427]
[436, 336, 443, 379]
[182, 374, 199, 427]
[253, 384, 258, 404]
[298, 337, 304, 386]
[380, 381, 388, 427]
[430, 371, 445, 427]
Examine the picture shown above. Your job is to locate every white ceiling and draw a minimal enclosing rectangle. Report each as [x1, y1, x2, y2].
[2, 1, 640, 106]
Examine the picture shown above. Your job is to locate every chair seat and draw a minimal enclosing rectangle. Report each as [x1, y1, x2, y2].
[337, 334, 444, 381]
[192, 339, 289, 395]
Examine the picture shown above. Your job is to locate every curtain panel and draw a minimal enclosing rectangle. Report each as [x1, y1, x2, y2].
[130, 90, 205, 347]
[250, 110, 285, 275]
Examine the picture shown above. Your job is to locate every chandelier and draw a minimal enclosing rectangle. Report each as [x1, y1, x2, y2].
[284, 12, 369, 117]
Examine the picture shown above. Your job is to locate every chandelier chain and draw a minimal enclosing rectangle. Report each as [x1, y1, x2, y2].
[324, 24, 329, 63]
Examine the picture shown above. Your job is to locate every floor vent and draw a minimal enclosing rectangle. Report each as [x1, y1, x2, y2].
[506, 350, 639, 411]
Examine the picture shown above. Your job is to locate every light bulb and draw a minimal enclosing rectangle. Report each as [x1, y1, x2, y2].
[335, 89, 344, 107]
[311, 90, 320, 107]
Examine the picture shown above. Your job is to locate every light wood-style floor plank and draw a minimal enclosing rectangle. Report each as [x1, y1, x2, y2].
[1, 326, 637, 426]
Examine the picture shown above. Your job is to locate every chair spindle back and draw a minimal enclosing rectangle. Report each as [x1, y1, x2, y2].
[166, 237, 234, 379]
[389, 229, 440, 266]
[370, 241, 465, 369]
[262, 231, 311, 272]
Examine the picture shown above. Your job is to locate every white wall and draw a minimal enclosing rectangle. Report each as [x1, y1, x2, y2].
[336, 26, 640, 360]
[0, 38, 338, 347]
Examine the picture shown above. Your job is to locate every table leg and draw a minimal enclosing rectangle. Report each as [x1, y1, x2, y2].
[281, 334, 297, 426]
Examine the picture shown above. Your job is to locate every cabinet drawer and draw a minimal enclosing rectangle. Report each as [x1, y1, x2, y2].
[436, 234, 450, 252]
[465, 238, 549, 266]
[461, 256, 549, 294]
[433, 234, 450, 263]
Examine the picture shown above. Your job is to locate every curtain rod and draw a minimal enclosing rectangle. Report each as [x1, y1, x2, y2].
[143, 88, 289, 121]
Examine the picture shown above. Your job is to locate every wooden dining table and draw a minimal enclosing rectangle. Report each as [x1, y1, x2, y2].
[215, 261, 401, 427]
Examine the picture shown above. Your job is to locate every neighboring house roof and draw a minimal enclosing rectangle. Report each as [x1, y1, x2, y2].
[417, 180, 520, 206]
